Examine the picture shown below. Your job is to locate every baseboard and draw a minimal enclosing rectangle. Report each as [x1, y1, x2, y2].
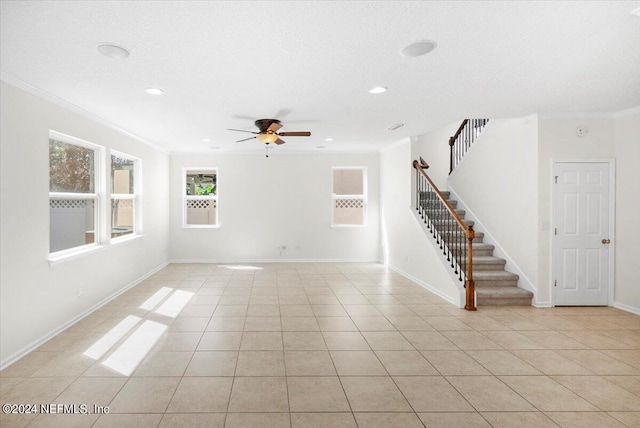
[0, 261, 169, 371]
[532, 301, 553, 308]
[387, 265, 461, 307]
[168, 258, 381, 264]
[410, 210, 467, 298]
[613, 301, 640, 316]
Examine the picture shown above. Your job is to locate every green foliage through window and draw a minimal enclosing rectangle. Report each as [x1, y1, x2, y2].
[49, 139, 95, 193]
[195, 183, 216, 195]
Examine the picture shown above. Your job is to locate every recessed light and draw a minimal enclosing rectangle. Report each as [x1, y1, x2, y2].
[97, 43, 130, 59]
[324, 138, 334, 142]
[400, 40, 437, 57]
[632, 7, 640, 17]
[202, 138, 211, 142]
[316, 146, 326, 149]
[388, 123, 405, 131]
[145, 88, 164, 95]
[368, 86, 388, 94]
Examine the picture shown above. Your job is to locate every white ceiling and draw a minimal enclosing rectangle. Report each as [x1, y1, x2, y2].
[1, 1, 639, 153]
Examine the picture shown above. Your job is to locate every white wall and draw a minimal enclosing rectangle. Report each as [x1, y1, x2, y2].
[448, 116, 539, 301]
[380, 141, 462, 306]
[0, 81, 170, 365]
[613, 109, 640, 313]
[538, 116, 616, 305]
[407, 111, 639, 311]
[411, 120, 460, 189]
[169, 152, 380, 262]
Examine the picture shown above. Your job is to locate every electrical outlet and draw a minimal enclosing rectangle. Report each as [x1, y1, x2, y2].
[77, 288, 83, 297]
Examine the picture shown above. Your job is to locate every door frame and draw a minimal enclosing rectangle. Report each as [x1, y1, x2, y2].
[550, 158, 616, 306]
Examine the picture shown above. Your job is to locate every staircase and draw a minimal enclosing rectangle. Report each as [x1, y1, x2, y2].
[435, 190, 533, 306]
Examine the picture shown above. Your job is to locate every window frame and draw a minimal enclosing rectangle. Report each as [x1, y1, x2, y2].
[49, 130, 105, 258]
[331, 166, 368, 227]
[182, 167, 219, 228]
[110, 150, 142, 241]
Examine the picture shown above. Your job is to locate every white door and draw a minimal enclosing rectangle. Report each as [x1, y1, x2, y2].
[554, 162, 611, 306]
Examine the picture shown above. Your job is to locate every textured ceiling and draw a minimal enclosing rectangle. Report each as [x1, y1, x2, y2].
[1, 1, 639, 153]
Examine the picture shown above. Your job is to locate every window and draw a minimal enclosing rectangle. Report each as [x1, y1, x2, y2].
[49, 131, 142, 259]
[49, 133, 102, 254]
[332, 167, 367, 226]
[110, 152, 139, 239]
[183, 168, 218, 227]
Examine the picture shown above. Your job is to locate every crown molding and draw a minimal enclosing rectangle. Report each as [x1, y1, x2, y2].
[539, 106, 640, 120]
[0, 72, 169, 154]
[612, 106, 640, 118]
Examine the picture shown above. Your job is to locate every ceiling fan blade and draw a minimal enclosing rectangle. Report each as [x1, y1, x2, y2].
[231, 114, 258, 121]
[227, 128, 258, 134]
[277, 131, 311, 137]
[274, 138, 286, 145]
[267, 122, 283, 132]
[236, 136, 256, 142]
[273, 108, 292, 119]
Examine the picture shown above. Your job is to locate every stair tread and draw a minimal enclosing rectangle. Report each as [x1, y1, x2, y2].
[416, 186, 531, 307]
[472, 243, 495, 249]
[474, 271, 519, 280]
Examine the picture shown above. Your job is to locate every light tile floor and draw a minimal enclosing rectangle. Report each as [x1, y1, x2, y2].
[2, 263, 640, 427]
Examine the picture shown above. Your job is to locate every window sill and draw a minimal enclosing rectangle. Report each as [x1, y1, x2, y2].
[331, 224, 368, 228]
[111, 233, 142, 244]
[49, 234, 144, 265]
[181, 225, 221, 229]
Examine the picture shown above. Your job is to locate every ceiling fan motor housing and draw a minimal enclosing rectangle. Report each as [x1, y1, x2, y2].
[254, 118, 280, 133]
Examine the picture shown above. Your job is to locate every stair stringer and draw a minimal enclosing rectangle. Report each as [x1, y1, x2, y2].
[410, 209, 467, 308]
[446, 186, 545, 306]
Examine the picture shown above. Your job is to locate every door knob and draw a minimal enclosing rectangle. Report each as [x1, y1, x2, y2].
[602, 239, 611, 244]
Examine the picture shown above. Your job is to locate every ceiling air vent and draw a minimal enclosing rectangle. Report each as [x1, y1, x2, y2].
[388, 123, 405, 131]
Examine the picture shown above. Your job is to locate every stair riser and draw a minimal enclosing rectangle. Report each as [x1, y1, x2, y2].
[474, 280, 519, 288]
[473, 249, 494, 256]
[431, 222, 475, 228]
[420, 201, 458, 209]
[434, 227, 477, 235]
[436, 236, 483, 243]
[473, 263, 506, 271]
[419, 188, 531, 307]
[422, 211, 467, 218]
[454, 259, 507, 270]
[419, 191, 450, 198]
[477, 297, 532, 306]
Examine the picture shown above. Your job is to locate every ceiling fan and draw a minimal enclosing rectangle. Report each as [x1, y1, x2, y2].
[228, 119, 311, 146]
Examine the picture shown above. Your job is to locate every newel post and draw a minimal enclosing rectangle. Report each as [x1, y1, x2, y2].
[464, 225, 477, 311]
[449, 137, 455, 174]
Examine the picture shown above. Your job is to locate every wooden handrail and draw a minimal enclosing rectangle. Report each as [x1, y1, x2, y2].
[412, 159, 476, 310]
[449, 118, 489, 174]
[413, 160, 469, 233]
[449, 119, 469, 147]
